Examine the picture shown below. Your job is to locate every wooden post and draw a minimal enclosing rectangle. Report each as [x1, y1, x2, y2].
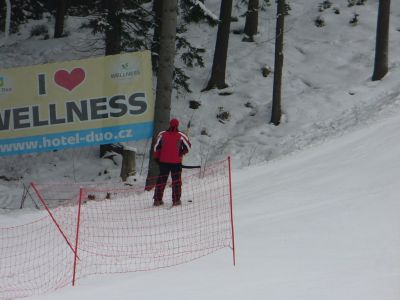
[120, 146, 136, 181]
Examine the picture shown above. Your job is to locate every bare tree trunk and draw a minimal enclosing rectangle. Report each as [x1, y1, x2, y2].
[54, 0, 67, 38]
[104, 0, 122, 56]
[372, 0, 391, 81]
[203, 0, 233, 91]
[145, 0, 178, 189]
[99, 0, 123, 158]
[5, 0, 11, 39]
[270, 0, 285, 126]
[151, 0, 163, 68]
[243, 0, 259, 42]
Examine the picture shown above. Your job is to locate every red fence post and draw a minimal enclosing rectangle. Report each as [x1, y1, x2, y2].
[227, 156, 236, 266]
[72, 188, 83, 286]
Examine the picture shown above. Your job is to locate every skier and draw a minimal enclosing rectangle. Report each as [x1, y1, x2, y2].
[152, 118, 191, 206]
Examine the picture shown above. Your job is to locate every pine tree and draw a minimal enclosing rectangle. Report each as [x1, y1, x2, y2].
[145, 0, 179, 189]
[270, 0, 285, 125]
[54, 0, 67, 38]
[204, 0, 234, 90]
[87, 0, 153, 54]
[180, 0, 218, 26]
[151, 0, 162, 67]
[152, 0, 207, 94]
[243, 0, 259, 42]
[372, 0, 391, 81]
[98, 0, 124, 157]
[0, 0, 45, 33]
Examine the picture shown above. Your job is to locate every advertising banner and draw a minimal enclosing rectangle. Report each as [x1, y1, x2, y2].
[0, 51, 154, 156]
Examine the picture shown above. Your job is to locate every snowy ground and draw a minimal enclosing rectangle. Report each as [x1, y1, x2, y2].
[1, 0, 400, 299]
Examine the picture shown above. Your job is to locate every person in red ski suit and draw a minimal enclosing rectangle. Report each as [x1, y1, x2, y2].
[152, 118, 191, 206]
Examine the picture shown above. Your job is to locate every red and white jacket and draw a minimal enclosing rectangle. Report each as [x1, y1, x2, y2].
[153, 129, 191, 164]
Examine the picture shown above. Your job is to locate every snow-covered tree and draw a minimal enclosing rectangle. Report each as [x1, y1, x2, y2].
[180, 0, 218, 25]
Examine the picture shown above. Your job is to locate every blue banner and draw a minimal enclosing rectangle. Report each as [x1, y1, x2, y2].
[0, 122, 154, 156]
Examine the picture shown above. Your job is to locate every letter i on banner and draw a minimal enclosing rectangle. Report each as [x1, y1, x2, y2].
[37, 74, 47, 95]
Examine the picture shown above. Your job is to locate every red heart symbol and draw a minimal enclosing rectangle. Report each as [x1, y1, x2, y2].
[54, 68, 85, 91]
